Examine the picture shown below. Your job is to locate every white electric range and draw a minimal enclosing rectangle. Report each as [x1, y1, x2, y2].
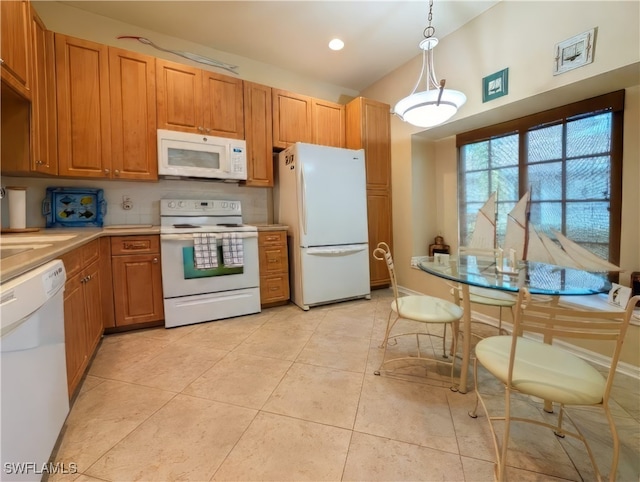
[160, 199, 260, 328]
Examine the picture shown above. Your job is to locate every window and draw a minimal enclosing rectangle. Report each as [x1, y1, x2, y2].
[457, 91, 624, 265]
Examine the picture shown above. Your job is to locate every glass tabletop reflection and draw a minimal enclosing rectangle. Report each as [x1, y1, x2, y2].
[418, 254, 612, 296]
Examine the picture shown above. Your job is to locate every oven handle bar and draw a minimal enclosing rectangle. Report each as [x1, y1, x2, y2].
[161, 232, 258, 241]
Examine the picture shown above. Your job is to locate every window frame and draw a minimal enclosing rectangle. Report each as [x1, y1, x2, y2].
[456, 90, 625, 265]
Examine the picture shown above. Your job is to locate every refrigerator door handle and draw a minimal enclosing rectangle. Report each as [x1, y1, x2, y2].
[301, 166, 307, 235]
[306, 244, 368, 256]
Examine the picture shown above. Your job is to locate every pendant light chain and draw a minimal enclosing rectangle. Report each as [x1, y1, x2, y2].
[423, 0, 435, 40]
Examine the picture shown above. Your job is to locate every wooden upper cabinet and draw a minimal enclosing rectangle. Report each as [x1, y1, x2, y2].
[157, 59, 244, 138]
[202, 70, 244, 139]
[244, 81, 274, 187]
[30, 7, 57, 175]
[272, 88, 312, 149]
[109, 47, 158, 180]
[346, 97, 391, 191]
[156, 59, 202, 133]
[312, 99, 345, 148]
[56, 34, 111, 178]
[1, 0, 32, 99]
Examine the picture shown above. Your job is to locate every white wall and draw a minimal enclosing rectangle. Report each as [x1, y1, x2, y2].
[362, 1, 640, 366]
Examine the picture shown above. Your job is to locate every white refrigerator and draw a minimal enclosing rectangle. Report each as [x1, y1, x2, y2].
[277, 142, 371, 310]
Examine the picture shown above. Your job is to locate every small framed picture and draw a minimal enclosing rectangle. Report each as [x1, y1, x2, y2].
[608, 283, 631, 308]
[553, 28, 596, 75]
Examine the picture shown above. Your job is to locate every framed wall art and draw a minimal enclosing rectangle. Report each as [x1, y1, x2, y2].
[553, 28, 596, 75]
[483, 68, 509, 103]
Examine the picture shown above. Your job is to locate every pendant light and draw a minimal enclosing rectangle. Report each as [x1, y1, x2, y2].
[393, 0, 466, 128]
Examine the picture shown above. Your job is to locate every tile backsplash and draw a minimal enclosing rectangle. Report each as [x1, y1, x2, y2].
[0, 176, 271, 228]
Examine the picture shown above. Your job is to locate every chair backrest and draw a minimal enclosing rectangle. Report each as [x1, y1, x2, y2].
[511, 288, 639, 403]
[373, 242, 399, 301]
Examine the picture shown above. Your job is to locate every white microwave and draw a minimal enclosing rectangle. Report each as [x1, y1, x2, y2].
[157, 129, 247, 181]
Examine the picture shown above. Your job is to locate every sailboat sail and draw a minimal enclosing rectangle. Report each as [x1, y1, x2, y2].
[552, 230, 622, 272]
[502, 191, 530, 260]
[525, 223, 554, 264]
[538, 231, 583, 268]
[468, 192, 496, 249]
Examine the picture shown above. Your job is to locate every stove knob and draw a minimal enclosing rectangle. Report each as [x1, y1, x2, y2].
[178, 201, 186, 207]
[168, 201, 176, 208]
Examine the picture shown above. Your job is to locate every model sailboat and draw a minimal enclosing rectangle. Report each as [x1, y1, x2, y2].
[502, 191, 530, 261]
[526, 223, 622, 272]
[468, 192, 497, 249]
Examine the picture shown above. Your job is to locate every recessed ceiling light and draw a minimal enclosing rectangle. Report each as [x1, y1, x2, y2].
[328, 38, 344, 51]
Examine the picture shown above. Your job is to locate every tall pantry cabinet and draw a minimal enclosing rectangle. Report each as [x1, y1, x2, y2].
[346, 97, 393, 289]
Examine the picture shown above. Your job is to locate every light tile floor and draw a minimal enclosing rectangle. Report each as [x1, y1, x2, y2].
[50, 290, 639, 481]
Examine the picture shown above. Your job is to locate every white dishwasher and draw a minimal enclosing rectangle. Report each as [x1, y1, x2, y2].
[1, 260, 69, 481]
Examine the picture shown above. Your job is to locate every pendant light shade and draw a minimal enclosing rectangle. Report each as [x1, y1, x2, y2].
[393, 1, 466, 128]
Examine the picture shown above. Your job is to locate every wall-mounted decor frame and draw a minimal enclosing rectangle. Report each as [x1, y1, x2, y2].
[553, 28, 596, 75]
[482, 68, 509, 103]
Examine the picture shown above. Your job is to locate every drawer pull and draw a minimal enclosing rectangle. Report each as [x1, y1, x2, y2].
[266, 235, 279, 241]
[269, 287, 279, 291]
[268, 259, 279, 263]
[123, 242, 148, 250]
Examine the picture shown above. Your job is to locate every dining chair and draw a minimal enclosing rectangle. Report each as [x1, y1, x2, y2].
[450, 246, 516, 337]
[373, 242, 463, 386]
[469, 288, 639, 481]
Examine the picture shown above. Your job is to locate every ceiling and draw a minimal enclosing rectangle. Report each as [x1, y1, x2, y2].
[58, 1, 499, 92]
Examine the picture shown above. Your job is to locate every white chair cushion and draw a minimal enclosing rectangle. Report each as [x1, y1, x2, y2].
[475, 336, 606, 405]
[469, 287, 517, 306]
[392, 295, 464, 323]
[449, 286, 516, 307]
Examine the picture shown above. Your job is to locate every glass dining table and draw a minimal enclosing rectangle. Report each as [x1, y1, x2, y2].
[418, 254, 612, 393]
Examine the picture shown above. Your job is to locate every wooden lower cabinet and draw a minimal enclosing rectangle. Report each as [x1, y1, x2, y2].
[110, 235, 164, 327]
[367, 191, 393, 288]
[258, 230, 290, 307]
[61, 239, 103, 397]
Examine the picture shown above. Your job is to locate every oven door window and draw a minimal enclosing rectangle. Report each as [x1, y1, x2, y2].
[182, 246, 243, 279]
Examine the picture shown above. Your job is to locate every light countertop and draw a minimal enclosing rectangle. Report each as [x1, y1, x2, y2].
[1, 225, 160, 283]
[0, 223, 288, 283]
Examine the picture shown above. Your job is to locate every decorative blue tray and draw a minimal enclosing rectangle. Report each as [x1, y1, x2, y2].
[42, 187, 107, 228]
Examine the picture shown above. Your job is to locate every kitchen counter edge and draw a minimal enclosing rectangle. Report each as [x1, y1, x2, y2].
[254, 224, 289, 232]
[1, 226, 161, 283]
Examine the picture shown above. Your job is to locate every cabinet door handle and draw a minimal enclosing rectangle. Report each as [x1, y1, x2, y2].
[35, 160, 44, 165]
[104, 168, 110, 175]
[198, 126, 205, 133]
[114, 169, 120, 176]
[153, 257, 158, 264]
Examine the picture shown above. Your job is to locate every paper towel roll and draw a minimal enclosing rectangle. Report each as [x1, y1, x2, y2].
[7, 186, 27, 229]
